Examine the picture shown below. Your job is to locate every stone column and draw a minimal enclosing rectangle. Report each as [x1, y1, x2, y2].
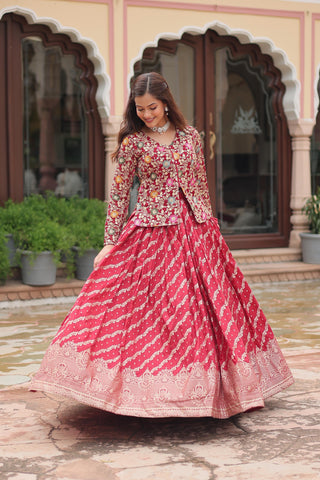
[101, 115, 122, 201]
[288, 118, 315, 247]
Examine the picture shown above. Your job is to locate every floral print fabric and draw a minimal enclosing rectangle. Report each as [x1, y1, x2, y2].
[104, 126, 213, 245]
[31, 193, 294, 418]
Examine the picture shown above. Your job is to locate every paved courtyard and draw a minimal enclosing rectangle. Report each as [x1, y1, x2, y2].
[1, 280, 320, 479]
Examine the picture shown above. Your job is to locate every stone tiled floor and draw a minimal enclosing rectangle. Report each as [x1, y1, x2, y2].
[0, 280, 320, 479]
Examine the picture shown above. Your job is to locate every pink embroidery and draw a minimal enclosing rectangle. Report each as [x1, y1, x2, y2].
[169, 214, 178, 223]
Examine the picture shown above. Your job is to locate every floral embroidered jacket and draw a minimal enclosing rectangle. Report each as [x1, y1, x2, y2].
[104, 125, 213, 245]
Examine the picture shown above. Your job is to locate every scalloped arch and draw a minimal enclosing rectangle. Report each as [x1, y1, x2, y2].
[129, 20, 300, 121]
[0, 5, 110, 118]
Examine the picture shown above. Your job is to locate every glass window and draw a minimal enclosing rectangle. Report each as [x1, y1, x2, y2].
[134, 43, 195, 125]
[159, 44, 195, 125]
[214, 47, 277, 235]
[22, 37, 88, 198]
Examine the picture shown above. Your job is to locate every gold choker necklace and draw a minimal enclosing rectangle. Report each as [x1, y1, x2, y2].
[151, 120, 170, 134]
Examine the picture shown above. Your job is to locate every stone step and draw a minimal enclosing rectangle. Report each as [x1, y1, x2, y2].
[232, 248, 302, 265]
[240, 261, 320, 284]
[1, 249, 320, 304]
[232, 247, 320, 283]
[0, 278, 84, 305]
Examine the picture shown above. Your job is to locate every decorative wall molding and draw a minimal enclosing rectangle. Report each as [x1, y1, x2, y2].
[0, 5, 111, 118]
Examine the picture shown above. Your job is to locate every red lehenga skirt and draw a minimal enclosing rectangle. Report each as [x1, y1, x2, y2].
[30, 193, 294, 419]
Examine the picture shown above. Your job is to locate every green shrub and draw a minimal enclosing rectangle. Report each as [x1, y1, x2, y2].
[0, 193, 107, 277]
[68, 198, 106, 255]
[0, 231, 10, 284]
[302, 186, 320, 234]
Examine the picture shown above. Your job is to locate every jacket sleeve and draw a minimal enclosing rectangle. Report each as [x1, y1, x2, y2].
[104, 136, 139, 245]
[192, 129, 213, 215]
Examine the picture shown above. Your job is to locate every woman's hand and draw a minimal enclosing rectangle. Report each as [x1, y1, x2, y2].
[94, 244, 114, 268]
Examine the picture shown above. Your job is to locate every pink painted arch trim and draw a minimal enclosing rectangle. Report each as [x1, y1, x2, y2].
[0, 4, 114, 117]
[123, 0, 303, 121]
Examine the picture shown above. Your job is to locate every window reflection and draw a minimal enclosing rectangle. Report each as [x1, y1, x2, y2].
[134, 43, 195, 125]
[22, 37, 88, 198]
[215, 48, 277, 234]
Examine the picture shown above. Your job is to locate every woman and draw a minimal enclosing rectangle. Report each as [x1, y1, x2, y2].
[31, 72, 294, 419]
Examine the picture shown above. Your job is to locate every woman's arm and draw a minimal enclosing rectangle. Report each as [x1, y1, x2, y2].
[104, 136, 139, 246]
[192, 128, 213, 213]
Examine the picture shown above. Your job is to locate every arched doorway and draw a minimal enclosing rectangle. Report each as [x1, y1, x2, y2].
[134, 30, 291, 249]
[0, 13, 104, 203]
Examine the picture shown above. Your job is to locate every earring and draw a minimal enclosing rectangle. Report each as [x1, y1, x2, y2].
[165, 107, 169, 115]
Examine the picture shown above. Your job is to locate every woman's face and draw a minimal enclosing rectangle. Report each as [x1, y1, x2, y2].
[135, 93, 167, 129]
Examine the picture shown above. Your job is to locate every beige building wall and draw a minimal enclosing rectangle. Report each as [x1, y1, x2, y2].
[2, 0, 320, 246]
[1, 0, 318, 116]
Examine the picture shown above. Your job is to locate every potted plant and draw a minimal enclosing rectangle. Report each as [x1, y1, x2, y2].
[300, 186, 320, 264]
[41, 192, 77, 277]
[68, 197, 106, 280]
[0, 199, 20, 267]
[1, 193, 105, 284]
[16, 220, 65, 286]
[13, 194, 74, 286]
[0, 230, 11, 285]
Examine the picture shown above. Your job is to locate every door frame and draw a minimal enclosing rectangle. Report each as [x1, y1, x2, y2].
[0, 13, 104, 204]
[202, 30, 291, 249]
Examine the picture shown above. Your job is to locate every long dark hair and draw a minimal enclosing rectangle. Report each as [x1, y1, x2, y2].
[112, 72, 187, 160]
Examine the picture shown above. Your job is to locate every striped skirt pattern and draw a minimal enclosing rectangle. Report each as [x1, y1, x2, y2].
[30, 194, 293, 418]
